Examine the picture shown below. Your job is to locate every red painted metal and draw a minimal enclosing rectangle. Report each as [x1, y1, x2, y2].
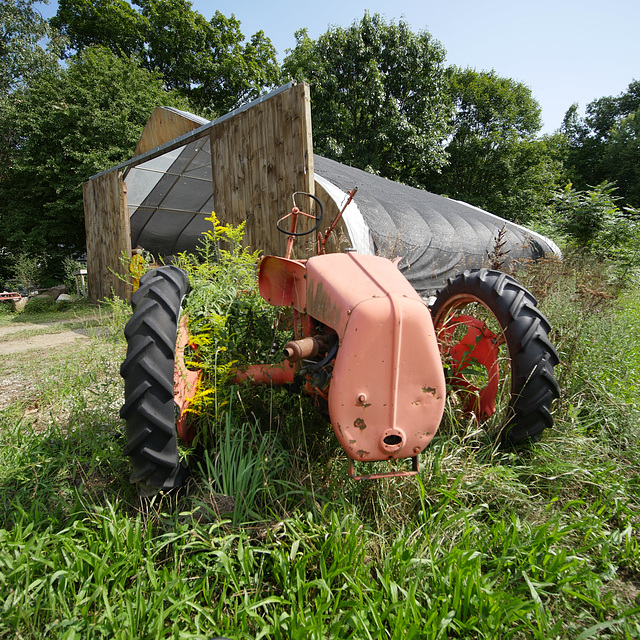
[437, 314, 500, 418]
[232, 362, 296, 386]
[0, 292, 21, 302]
[258, 256, 307, 311]
[276, 192, 324, 259]
[283, 206, 300, 260]
[174, 315, 201, 445]
[257, 251, 446, 465]
[244, 191, 450, 478]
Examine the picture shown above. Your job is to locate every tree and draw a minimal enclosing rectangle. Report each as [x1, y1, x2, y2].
[553, 182, 620, 250]
[0, 46, 188, 271]
[425, 68, 563, 223]
[0, 0, 61, 94]
[51, 0, 146, 57]
[552, 182, 640, 282]
[51, 0, 281, 115]
[283, 14, 453, 185]
[563, 80, 640, 208]
[603, 111, 640, 207]
[0, 0, 63, 281]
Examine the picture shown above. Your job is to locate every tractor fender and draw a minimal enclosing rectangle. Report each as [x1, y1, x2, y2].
[305, 253, 446, 461]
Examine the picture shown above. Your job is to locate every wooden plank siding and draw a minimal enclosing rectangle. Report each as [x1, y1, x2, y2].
[210, 82, 314, 257]
[82, 170, 131, 301]
[133, 107, 204, 157]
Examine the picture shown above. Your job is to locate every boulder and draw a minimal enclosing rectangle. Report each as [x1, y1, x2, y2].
[12, 297, 27, 312]
[45, 285, 69, 300]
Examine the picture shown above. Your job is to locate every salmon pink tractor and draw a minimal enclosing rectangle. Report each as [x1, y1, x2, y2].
[120, 191, 560, 492]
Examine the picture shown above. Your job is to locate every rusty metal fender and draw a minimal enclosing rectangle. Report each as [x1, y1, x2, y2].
[258, 256, 307, 312]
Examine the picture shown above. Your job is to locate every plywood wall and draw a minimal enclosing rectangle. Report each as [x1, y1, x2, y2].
[210, 82, 314, 257]
[82, 170, 131, 301]
[134, 107, 204, 157]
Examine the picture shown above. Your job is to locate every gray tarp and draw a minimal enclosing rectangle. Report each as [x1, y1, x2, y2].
[124, 136, 560, 297]
[314, 155, 560, 296]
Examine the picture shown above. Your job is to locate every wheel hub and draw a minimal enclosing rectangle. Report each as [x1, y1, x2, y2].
[438, 314, 501, 418]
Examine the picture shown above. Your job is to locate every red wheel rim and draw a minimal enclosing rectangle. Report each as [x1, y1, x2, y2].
[437, 313, 501, 418]
[174, 315, 201, 444]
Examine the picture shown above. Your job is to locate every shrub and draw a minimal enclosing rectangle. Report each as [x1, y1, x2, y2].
[174, 214, 289, 440]
[23, 296, 57, 314]
[11, 252, 46, 293]
[552, 182, 640, 285]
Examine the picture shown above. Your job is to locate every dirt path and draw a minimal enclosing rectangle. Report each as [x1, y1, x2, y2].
[0, 317, 105, 408]
[2, 331, 91, 355]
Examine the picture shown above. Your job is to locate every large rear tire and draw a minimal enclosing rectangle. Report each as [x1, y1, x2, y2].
[430, 268, 560, 445]
[119, 266, 191, 492]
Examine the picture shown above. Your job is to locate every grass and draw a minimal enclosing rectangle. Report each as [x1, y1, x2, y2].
[0, 261, 639, 638]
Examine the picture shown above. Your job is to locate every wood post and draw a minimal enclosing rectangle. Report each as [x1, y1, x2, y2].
[82, 170, 131, 301]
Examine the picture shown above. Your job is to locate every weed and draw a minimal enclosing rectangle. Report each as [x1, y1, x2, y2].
[23, 296, 58, 314]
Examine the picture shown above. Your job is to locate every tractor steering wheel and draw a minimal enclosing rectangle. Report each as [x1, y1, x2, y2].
[276, 192, 324, 237]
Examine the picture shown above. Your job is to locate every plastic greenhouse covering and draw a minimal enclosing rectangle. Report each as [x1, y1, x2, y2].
[122, 112, 560, 296]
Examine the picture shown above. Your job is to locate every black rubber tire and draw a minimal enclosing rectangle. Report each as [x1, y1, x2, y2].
[430, 268, 560, 445]
[119, 266, 191, 492]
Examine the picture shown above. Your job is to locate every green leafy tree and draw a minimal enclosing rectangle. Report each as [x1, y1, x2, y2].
[283, 14, 453, 184]
[426, 68, 564, 223]
[553, 182, 620, 250]
[51, 0, 145, 57]
[0, 0, 63, 281]
[0, 0, 61, 93]
[1, 0, 61, 167]
[603, 111, 640, 207]
[563, 80, 640, 208]
[552, 182, 640, 281]
[0, 46, 187, 270]
[52, 0, 281, 114]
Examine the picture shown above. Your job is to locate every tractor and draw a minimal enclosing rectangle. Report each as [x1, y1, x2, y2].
[120, 191, 560, 493]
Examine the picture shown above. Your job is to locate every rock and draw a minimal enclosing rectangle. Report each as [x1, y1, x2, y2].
[12, 297, 27, 312]
[56, 294, 74, 302]
[47, 285, 69, 300]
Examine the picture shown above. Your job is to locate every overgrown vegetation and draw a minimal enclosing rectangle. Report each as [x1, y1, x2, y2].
[1, 241, 639, 638]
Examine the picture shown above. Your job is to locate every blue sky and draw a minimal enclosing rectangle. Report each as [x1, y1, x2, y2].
[37, 0, 640, 133]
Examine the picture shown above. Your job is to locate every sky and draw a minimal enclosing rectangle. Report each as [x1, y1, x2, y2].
[36, 0, 640, 134]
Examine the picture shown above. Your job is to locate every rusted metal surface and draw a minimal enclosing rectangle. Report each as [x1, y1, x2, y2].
[232, 362, 296, 386]
[174, 315, 201, 445]
[257, 241, 447, 474]
[328, 290, 445, 462]
[301, 253, 447, 463]
[277, 192, 324, 260]
[258, 256, 307, 311]
[283, 333, 336, 363]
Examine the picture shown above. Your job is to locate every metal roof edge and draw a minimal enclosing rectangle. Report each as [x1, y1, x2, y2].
[88, 81, 297, 181]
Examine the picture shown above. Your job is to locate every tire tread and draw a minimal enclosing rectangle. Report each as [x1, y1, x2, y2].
[119, 266, 190, 490]
[431, 268, 560, 445]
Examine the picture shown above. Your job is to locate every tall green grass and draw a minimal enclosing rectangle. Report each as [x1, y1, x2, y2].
[0, 259, 639, 638]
